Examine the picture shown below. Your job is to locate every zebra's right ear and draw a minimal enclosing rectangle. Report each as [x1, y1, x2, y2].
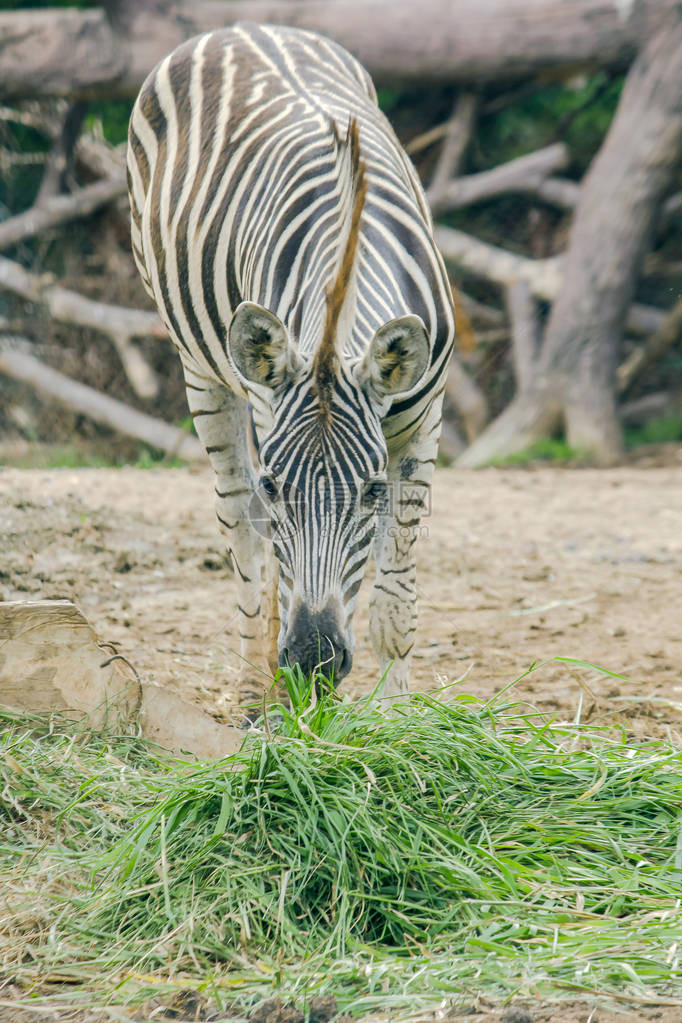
[228, 302, 299, 392]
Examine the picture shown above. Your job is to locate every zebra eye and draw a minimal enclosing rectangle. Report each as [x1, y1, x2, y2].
[260, 475, 279, 500]
[363, 479, 387, 504]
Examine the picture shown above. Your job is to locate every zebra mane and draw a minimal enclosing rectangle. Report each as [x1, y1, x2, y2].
[312, 117, 368, 414]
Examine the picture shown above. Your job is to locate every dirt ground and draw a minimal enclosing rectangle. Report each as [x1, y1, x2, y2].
[2, 998, 682, 1023]
[2, 456, 682, 1023]
[1, 457, 681, 734]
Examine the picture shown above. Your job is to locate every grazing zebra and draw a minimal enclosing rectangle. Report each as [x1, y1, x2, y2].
[127, 23, 455, 712]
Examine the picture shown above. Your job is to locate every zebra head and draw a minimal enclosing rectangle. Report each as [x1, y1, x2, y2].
[228, 300, 429, 686]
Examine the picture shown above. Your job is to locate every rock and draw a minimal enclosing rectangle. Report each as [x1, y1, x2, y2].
[0, 600, 244, 760]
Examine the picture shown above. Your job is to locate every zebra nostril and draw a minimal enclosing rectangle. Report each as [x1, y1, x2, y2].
[281, 604, 351, 684]
[338, 647, 352, 679]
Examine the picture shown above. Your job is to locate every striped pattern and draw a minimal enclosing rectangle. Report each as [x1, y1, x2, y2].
[128, 22, 455, 704]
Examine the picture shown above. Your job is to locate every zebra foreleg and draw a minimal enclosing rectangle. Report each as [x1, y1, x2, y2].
[182, 367, 279, 716]
[369, 404, 441, 700]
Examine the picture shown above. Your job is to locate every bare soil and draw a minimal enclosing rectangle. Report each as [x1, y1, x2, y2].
[2, 459, 681, 735]
[2, 457, 682, 1023]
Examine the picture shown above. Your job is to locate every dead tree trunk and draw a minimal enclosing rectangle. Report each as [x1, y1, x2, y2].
[458, 11, 682, 467]
[0, 0, 678, 100]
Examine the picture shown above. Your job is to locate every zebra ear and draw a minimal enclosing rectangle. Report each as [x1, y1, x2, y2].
[358, 315, 429, 404]
[228, 302, 298, 391]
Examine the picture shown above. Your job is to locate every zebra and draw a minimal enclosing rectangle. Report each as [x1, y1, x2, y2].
[127, 22, 455, 714]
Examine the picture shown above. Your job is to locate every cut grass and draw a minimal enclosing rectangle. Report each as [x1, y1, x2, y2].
[1, 668, 682, 1018]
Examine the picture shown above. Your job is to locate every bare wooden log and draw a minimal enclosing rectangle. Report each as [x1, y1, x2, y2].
[617, 295, 682, 394]
[76, 136, 126, 178]
[436, 225, 562, 298]
[428, 143, 569, 213]
[619, 391, 678, 425]
[0, 0, 679, 101]
[435, 226, 664, 336]
[643, 255, 682, 278]
[534, 177, 581, 210]
[0, 176, 126, 251]
[0, 253, 163, 398]
[522, 177, 681, 222]
[428, 93, 478, 195]
[0, 342, 206, 462]
[76, 136, 131, 227]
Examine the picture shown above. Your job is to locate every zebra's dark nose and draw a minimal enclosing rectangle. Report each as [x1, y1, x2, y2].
[280, 603, 352, 685]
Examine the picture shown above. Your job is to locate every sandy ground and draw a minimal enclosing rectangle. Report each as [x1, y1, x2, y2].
[2, 458, 682, 1023]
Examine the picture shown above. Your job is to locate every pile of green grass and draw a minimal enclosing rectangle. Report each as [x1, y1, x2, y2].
[2, 668, 682, 1018]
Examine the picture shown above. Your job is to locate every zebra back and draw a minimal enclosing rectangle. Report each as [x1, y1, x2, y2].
[127, 22, 454, 445]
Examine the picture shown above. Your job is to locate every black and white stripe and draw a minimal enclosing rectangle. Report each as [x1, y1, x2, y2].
[128, 22, 455, 704]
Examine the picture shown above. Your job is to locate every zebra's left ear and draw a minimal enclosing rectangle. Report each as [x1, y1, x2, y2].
[357, 315, 429, 406]
[228, 302, 300, 392]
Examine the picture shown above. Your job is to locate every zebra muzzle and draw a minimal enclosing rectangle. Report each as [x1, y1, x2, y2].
[279, 601, 352, 686]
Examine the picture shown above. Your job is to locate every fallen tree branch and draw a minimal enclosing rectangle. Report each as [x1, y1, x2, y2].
[456, 290, 505, 327]
[0, 175, 126, 251]
[469, 328, 510, 348]
[436, 224, 563, 298]
[533, 176, 581, 210]
[35, 101, 88, 204]
[619, 390, 678, 425]
[644, 257, 682, 280]
[524, 177, 681, 224]
[457, 9, 682, 467]
[76, 136, 125, 179]
[0, 253, 163, 399]
[0, 340, 205, 462]
[435, 225, 665, 335]
[428, 93, 478, 195]
[405, 121, 450, 157]
[428, 143, 568, 213]
[0, 0, 679, 101]
[617, 295, 682, 394]
[76, 136, 130, 228]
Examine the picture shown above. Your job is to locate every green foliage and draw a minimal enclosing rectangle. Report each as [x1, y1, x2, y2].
[478, 72, 624, 175]
[84, 101, 135, 147]
[131, 447, 184, 469]
[0, 118, 49, 213]
[376, 88, 403, 115]
[487, 438, 582, 467]
[177, 414, 198, 436]
[625, 412, 682, 449]
[2, 666, 682, 1016]
[1, 444, 185, 469]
